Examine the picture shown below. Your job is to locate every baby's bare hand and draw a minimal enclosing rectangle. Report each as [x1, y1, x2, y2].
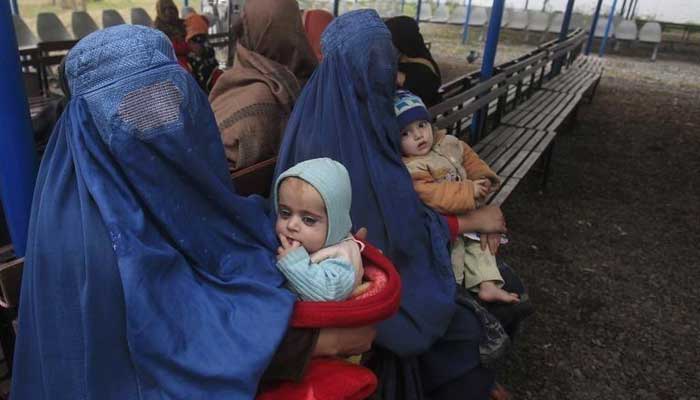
[277, 234, 301, 260]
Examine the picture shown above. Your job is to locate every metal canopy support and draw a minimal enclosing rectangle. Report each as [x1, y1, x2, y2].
[461, 0, 473, 44]
[10, 0, 19, 15]
[184, 0, 188, 8]
[620, 0, 628, 18]
[552, 0, 576, 75]
[333, 0, 340, 17]
[470, 0, 504, 144]
[585, 0, 604, 55]
[627, 0, 639, 19]
[416, 0, 422, 22]
[599, 0, 619, 57]
[0, 0, 39, 256]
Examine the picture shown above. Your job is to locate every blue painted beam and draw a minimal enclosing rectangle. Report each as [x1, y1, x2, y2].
[416, 0, 422, 22]
[461, 0, 473, 44]
[599, 0, 619, 57]
[470, 0, 504, 144]
[552, 0, 576, 75]
[0, 0, 39, 256]
[10, 0, 19, 16]
[585, 0, 603, 55]
[334, 0, 340, 17]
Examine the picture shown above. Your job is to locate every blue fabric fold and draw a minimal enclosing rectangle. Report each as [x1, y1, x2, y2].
[11, 25, 294, 400]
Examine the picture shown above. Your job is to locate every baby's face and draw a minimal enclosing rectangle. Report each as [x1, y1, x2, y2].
[276, 177, 328, 254]
[400, 120, 433, 157]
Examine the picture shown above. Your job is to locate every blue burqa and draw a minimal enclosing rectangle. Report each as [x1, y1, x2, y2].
[274, 10, 492, 399]
[11, 25, 295, 399]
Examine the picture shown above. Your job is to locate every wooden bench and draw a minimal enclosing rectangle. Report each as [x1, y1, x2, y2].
[428, 29, 601, 206]
[231, 157, 276, 197]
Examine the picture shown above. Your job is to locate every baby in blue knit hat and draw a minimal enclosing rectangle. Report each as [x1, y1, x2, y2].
[394, 90, 519, 304]
[274, 158, 367, 301]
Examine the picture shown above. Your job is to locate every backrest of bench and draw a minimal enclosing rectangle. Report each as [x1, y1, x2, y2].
[431, 51, 550, 140]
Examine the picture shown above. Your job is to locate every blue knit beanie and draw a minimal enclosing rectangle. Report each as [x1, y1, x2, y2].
[394, 90, 432, 132]
[274, 158, 353, 247]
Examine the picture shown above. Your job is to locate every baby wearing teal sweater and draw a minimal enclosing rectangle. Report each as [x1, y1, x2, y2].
[274, 158, 366, 301]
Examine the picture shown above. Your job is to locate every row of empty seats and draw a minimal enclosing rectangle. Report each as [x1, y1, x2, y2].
[421, 6, 589, 33]
[13, 8, 155, 47]
[300, 0, 404, 17]
[611, 20, 663, 60]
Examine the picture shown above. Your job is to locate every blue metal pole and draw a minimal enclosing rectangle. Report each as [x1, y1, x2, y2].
[585, 0, 604, 55]
[333, 0, 340, 16]
[10, 0, 19, 15]
[0, 0, 39, 257]
[461, 0, 473, 44]
[599, 0, 619, 57]
[416, 0, 422, 22]
[470, 0, 504, 144]
[183, 0, 188, 8]
[552, 0, 575, 75]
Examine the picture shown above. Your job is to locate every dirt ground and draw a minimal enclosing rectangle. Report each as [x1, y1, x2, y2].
[431, 49, 700, 398]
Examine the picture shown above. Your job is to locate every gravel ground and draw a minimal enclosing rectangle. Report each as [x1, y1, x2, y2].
[426, 22, 700, 399]
[431, 46, 700, 398]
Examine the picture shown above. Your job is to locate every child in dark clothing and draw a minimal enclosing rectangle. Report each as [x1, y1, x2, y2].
[184, 14, 223, 93]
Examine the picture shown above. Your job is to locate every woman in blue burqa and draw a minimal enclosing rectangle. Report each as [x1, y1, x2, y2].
[275, 10, 527, 400]
[9, 25, 363, 399]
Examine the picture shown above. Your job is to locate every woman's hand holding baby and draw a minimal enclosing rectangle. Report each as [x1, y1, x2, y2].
[472, 179, 490, 200]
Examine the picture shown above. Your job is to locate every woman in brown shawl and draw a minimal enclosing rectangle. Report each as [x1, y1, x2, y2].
[154, 0, 190, 70]
[209, 0, 317, 172]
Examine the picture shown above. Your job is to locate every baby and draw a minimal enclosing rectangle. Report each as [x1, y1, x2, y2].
[394, 90, 519, 303]
[274, 158, 366, 301]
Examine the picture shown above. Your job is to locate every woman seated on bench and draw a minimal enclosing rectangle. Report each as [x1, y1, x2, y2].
[385, 16, 442, 107]
[209, 0, 317, 172]
[154, 0, 189, 69]
[11, 25, 374, 399]
[276, 10, 523, 400]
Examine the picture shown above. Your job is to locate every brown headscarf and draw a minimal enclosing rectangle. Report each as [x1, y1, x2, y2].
[154, 0, 186, 41]
[209, 0, 317, 172]
[237, 0, 317, 82]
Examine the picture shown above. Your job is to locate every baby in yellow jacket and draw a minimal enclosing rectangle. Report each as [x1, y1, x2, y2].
[394, 90, 519, 303]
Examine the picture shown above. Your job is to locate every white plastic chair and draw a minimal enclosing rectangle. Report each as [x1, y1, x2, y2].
[507, 10, 528, 31]
[448, 5, 466, 25]
[548, 12, 563, 34]
[431, 4, 449, 23]
[37, 12, 73, 42]
[419, 2, 433, 22]
[594, 15, 616, 38]
[71, 11, 99, 39]
[131, 8, 154, 27]
[614, 19, 638, 50]
[639, 21, 662, 61]
[527, 11, 550, 33]
[13, 14, 38, 48]
[102, 9, 126, 28]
